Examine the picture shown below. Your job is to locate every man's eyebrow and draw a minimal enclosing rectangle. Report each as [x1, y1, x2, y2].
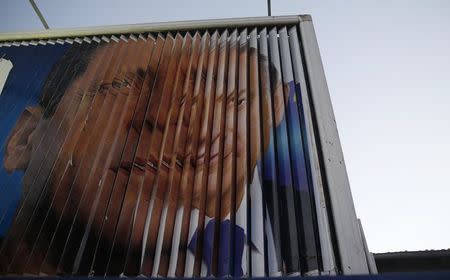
[113, 68, 147, 91]
[127, 67, 147, 81]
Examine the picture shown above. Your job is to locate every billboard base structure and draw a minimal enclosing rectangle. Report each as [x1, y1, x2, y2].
[0, 15, 375, 277]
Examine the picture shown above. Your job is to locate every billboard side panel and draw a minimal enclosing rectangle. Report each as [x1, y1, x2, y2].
[298, 19, 369, 274]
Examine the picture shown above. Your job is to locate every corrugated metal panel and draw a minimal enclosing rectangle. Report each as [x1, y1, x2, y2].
[0, 16, 371, 277]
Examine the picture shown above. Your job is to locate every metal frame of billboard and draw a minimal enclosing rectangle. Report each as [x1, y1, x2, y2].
[0, 15, 372, 275]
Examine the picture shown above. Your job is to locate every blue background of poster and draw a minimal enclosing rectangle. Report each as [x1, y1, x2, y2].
[0, 44, 69, 236]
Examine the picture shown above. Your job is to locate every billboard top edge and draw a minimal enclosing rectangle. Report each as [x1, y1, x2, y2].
[0, 15, 312, 43]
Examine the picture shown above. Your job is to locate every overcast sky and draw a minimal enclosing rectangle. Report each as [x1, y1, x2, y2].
[1, 0, 450, 254]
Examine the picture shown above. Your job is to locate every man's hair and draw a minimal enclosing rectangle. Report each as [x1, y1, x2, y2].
[39, 42, 99, 118]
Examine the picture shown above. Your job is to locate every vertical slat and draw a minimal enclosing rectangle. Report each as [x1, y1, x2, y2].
[202, 29, 228, 277]
[132, 33, 184, 277]
[183, 31, 218, 277]
[234, 28, 248, 278]
[150, 33, 193, 277]
[288, 26, 337, 275]
[217, 29, 238, 278]
[298, 19, 369, 274]
[248, 27, 265, 277]
[159, 32, 201, 278]
[279, 27, 320, 275]
[189, 30, 219, 277]
[258, 27, 283, 277]
[268, 27, 301, 275]
[169, 32, 210, 278]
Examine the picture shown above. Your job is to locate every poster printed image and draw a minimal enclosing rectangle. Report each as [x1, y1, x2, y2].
[0, 27, 319, 277]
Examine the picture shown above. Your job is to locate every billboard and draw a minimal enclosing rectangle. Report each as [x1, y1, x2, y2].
[0, 16, 372, 277]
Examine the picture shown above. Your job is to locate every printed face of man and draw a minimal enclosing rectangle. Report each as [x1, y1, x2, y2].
[3, 38, 285, 271]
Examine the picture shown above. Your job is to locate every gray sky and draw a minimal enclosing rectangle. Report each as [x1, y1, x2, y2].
[1, 0, 450, 254]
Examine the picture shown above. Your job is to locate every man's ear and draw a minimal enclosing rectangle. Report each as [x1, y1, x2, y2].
[3, 106, 43, 173]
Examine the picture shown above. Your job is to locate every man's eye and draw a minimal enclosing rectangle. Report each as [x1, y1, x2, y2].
[123, 80, 131, 87]
[161, 160, 170, 169]
[238, 98, 246, 106]
[146, 160, 157, 170]
[112, 80, 122, 89]
[112, 79, 131, 89]
[99, 83, 111, 92]
[176, 158, 183, 168]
